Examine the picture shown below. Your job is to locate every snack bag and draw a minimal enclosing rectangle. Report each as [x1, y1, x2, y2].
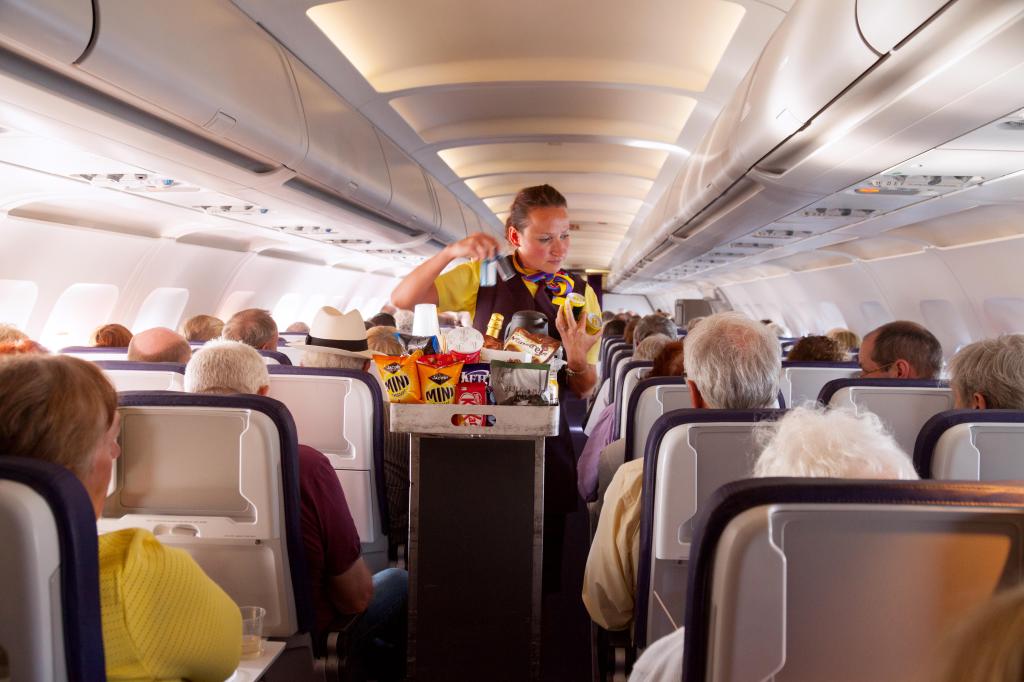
[504, 328, 561, 364]
[491, 360, 553, 406]
[395, 332, 441, 355]
[374, 351, 423, 403]
[417, 354, 464, 404]
[454, 382, 488, 426]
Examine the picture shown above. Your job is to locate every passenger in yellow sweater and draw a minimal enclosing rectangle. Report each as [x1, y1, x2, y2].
[0, 355, 241, 681]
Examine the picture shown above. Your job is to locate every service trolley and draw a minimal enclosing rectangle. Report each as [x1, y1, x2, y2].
[391, 402, 560, 681]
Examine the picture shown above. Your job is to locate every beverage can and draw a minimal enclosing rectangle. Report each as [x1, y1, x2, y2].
[480, 257, 497, 287]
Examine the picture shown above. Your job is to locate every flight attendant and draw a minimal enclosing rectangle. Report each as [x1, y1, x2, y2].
[391, 184, 603, 587]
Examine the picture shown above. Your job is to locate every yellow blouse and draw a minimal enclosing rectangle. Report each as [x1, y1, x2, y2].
[435, 259, 603, 364]
[99, 528, 241, 682]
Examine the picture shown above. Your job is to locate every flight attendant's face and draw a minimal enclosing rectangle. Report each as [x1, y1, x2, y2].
[509, 206, 572, 272]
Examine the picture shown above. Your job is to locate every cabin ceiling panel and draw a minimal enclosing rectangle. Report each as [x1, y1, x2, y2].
[464, 173, 654, 201]
[482, 193, 644, 216]
[389, 86, 697, 145]
[307, 0, 745, 92]
[439, 142, 669, 181]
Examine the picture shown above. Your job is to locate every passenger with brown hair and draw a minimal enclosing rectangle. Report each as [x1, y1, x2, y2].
[786, 335, 844, 362]
[127, 327, 191, 363]
[222, 308, 279, 351]
[90, 323, 133, 348]
[0, 355, 240, 680]
[180, 314, 224, 343]
[623, 316, 641, 345]
[651, 339, 684, 378]
[858, 320, 942, 379]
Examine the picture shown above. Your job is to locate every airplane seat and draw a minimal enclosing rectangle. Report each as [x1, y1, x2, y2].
[913, 409, 1024, 480]
[779, 360, 859, 407]
[600, 341, 630, 386]
[100, 391, 317, 677]
[606, 348, 635, 404]
[266, 365, 389, 571]
[818, 378, 953, 454]
[597, 334, 624, 367]
[259, 349, 293, 366]
[0, 457, 105, 682]
[613, 361, 653, 441]
[681, 478, 1024, 682]
[59, 345, 130, 361]
[634, 408, 786, 651]
[95, 360, 186, 391]
[624, 377, 692, 462]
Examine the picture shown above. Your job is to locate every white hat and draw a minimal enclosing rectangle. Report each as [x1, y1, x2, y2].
[287, 307, 372, 359]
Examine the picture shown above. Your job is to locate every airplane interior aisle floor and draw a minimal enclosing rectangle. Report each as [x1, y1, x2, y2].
[541, 497, 593, 682]
[541, 393, 595, 681]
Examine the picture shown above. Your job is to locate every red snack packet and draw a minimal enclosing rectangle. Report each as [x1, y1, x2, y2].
[454, 382, 487, 426]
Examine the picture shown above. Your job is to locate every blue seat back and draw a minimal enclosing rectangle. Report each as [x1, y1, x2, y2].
[0, 458, 105, 682]
[100, 391, 312, 637]
[914, 409, 1024, 479]
[778, 361, 858, 407]
[613, 361, 652, 441]
[683, 479, 1024, 682]
[259, 349, 293, 365]
[623, 377, 692, 462]
[634, 409, 785, 648]
[819, 378, 953, 454]
[267, 365, 389, 570]
[606, 347, 634, 404]
[95, 360, 186, 391]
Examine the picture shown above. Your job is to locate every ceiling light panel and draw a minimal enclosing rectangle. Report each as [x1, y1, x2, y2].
[439, 142, 669, 180]
[464, 173, 654, 201]
[483, 193, 643, 216]
[308, 0, 745, 92]
[389, 86, 696, 144]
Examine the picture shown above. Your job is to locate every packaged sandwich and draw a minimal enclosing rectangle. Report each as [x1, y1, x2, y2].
[504, 328, 560, 364]
[374, 351, 423, 403]
[491, 360, 553, 406]
[416, 354, 464, 404]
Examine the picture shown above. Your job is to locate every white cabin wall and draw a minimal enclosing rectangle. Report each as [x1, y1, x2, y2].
[0, 213, 400, 345]
[719, 232, 1024, 357]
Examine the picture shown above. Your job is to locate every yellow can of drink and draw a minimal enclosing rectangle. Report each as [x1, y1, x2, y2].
[586, 312, 602, 335]
[565, 292, 586, 320]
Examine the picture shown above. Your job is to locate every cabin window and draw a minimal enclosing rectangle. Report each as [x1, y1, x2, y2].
[133, 287, 189, 332]
[40, 283, 119, 349]
[982, 297, 1024, 334]
[817, 302, 847, 332]
[0, 279, 39, 330]
[919, 299, 972, 358]
[859, 301, 892, 331]
[215, 290, 255, 321]
[271, 293, 304, 329]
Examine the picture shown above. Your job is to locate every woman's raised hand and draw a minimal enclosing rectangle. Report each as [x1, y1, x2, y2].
[444, 232, 501, 261]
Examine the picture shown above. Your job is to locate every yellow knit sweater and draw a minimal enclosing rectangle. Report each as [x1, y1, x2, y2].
[98, 529, 241, 682]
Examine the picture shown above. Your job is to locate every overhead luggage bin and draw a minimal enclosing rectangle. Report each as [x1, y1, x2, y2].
[378, 133, 436, 234]
[287, 53, 392, 215]
[77, 0, 307, 167]
[0, 0, 93, 64]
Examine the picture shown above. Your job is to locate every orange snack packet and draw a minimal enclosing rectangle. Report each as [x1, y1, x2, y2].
[374, 351, 423, 403]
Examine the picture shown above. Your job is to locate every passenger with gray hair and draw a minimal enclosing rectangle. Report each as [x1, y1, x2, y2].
[629, 403, 917, 681]
[583, 312, 781, 632]
[633, 314, 678, 346]
[393, 309, 415, 333]
[222, 308, 279, 351]
[858, 320, 942, 379]
[949, 335, 1024, 410]
[184, 336, 407, 679]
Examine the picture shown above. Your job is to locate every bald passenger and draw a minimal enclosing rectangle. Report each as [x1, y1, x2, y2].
[223, 308, 279, 351]
[127, 327, 192, 363]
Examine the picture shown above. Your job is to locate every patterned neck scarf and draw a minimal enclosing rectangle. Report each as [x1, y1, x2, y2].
[511, 251, 574, 298]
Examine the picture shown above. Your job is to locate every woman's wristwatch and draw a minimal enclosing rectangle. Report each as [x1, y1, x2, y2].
[564, 363, 587, 377]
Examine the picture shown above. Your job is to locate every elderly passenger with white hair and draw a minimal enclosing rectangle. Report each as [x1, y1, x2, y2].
[948, 335, 1024, 410]
[583, 312, 781, 632]
[629, 404, 918, 681]
[186, 337, 408, 680]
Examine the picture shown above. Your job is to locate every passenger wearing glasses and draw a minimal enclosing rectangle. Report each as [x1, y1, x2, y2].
[857, 321, 942, 379]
